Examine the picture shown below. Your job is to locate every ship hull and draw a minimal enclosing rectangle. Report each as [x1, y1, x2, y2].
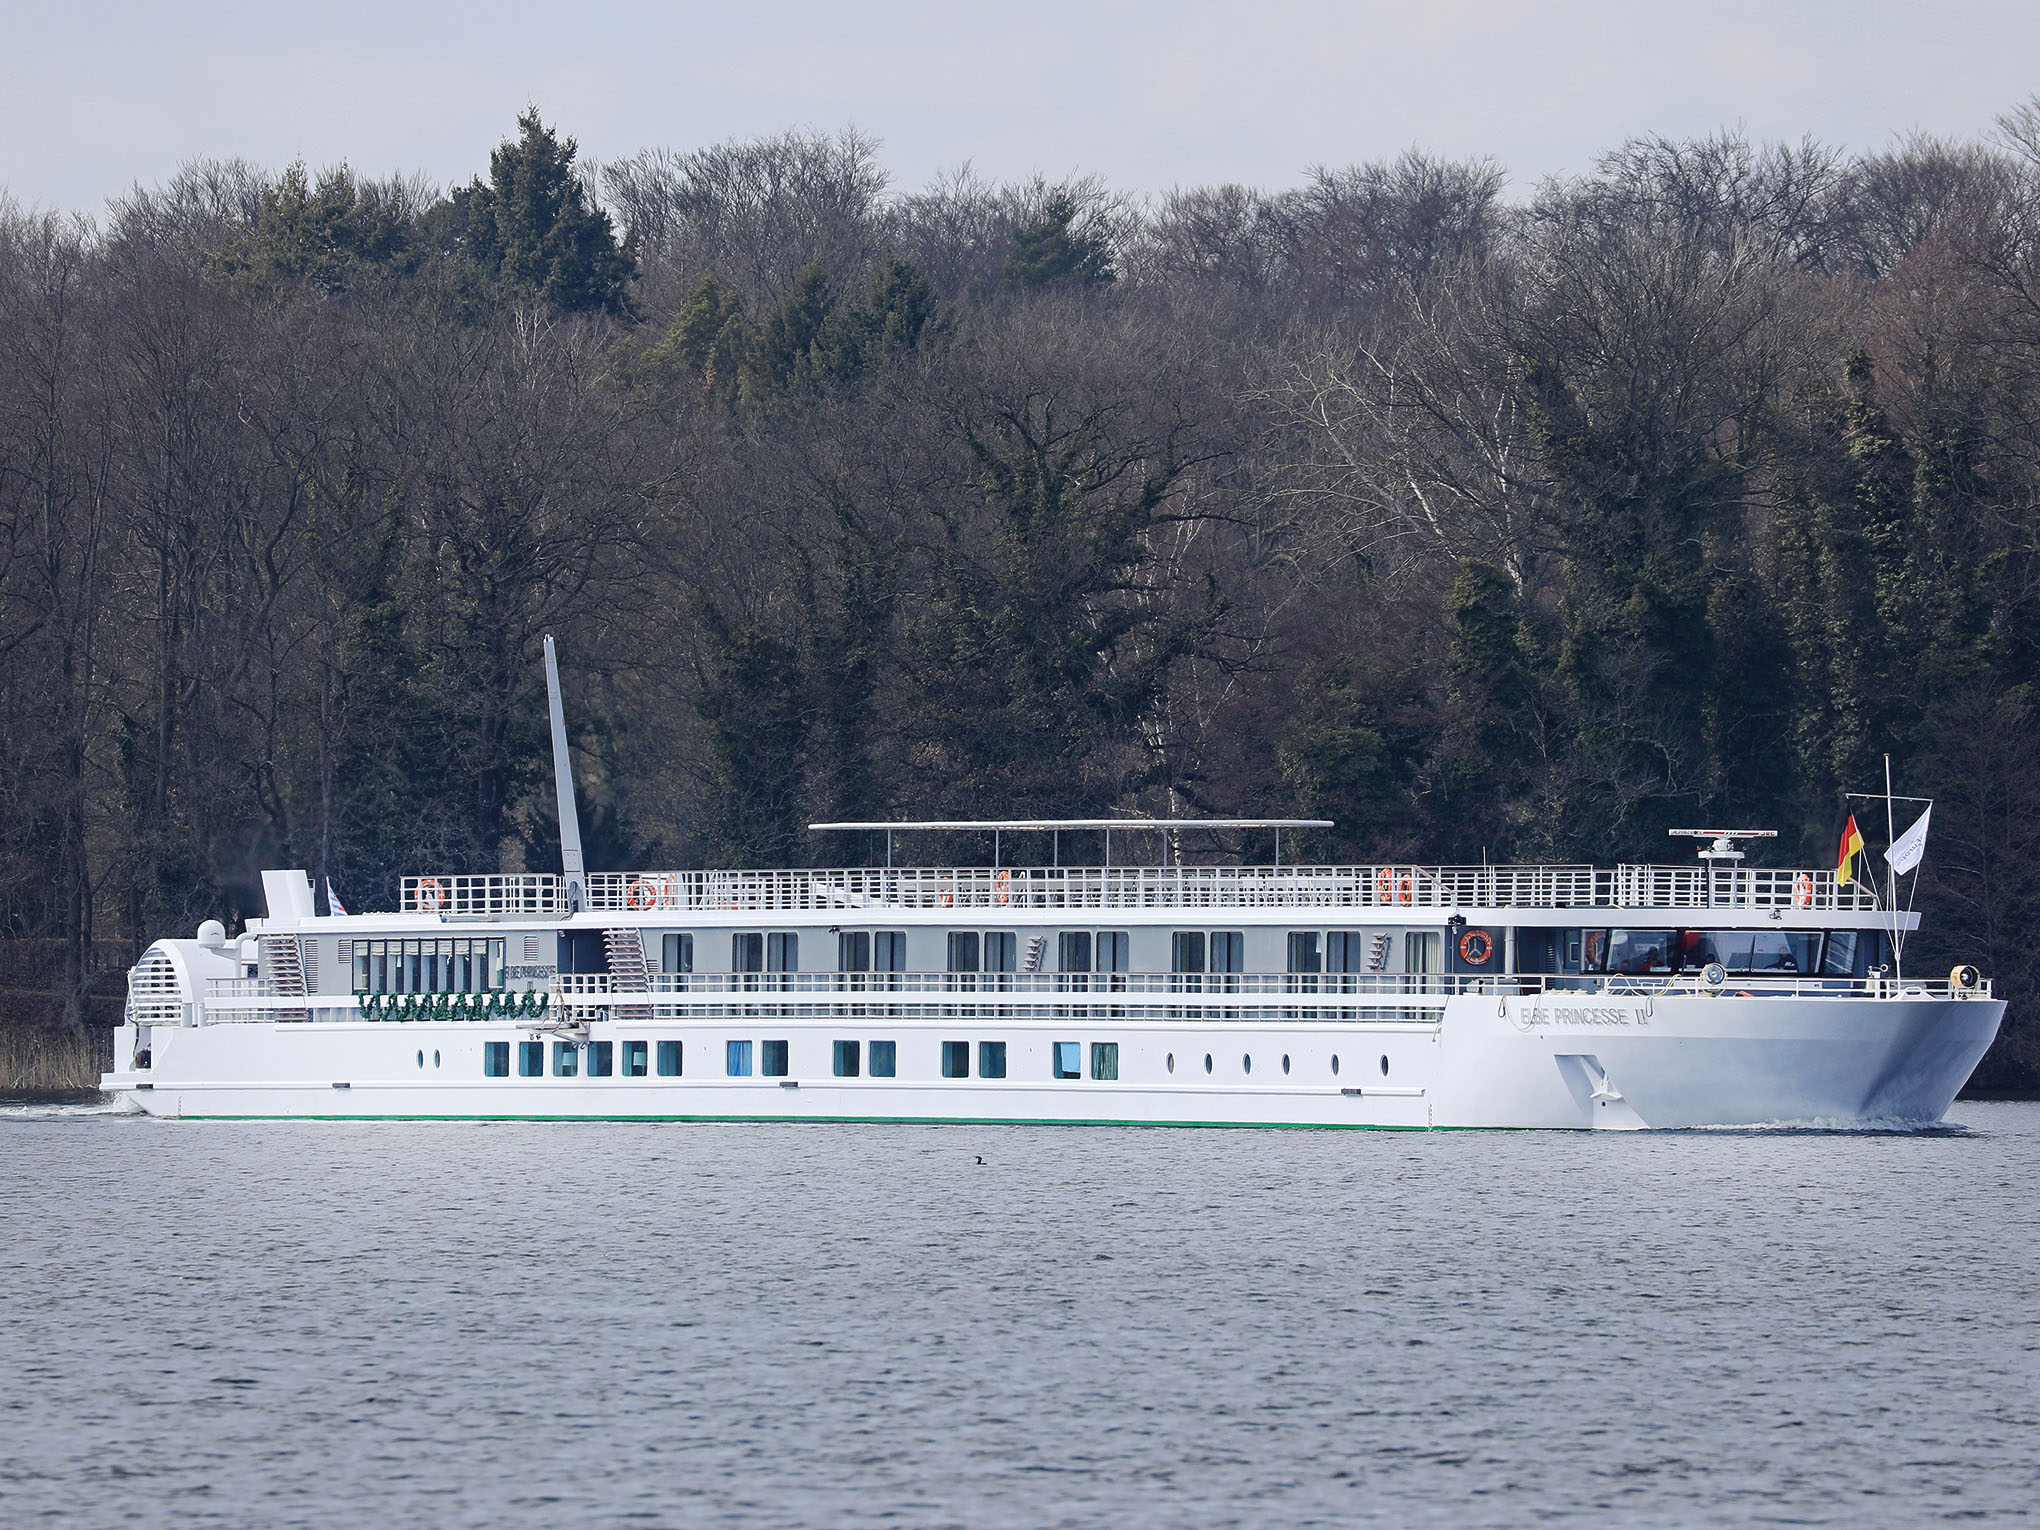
[101, 991, 2003, 1130]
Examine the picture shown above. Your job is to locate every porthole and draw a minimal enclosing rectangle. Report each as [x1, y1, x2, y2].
[415, 1050, 424, 1068]
[1380, 1054, 1389, 1076]
[1166, 1052, 1175, 1073]
[434, 1050, 442, 1068]
[1282, 1054, 1291, 1075]
[1243, 1054, 1252, 1075]
[1331, 1054, 1341, 1075]
[1204, 1053, 1214, 1074]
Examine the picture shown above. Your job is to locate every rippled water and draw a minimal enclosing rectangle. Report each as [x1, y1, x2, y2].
[3, 1101, 2037, 1527]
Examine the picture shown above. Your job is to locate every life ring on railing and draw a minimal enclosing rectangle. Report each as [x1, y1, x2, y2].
[995, 869, 1012, 906]
[1458, 928, 1495, 967]
[1396, 873, 1415, 906]
[417, 876, 446, 914]
[940, 885, 955, 908]
[1792, 872, 1813, 909]
[1374, 868, 1394, 904]
[626, 878, 655, 910]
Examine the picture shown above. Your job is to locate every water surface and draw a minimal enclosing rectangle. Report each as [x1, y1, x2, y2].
[3, 1103, 2036, 1527]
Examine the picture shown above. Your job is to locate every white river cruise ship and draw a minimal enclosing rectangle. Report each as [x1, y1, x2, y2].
[101, 646, 2002, 1129]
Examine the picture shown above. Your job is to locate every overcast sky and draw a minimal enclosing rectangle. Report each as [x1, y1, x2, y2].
[5, 0, 2038, 214]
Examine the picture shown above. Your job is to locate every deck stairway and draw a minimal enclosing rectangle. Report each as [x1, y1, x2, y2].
[603, 928, 654, 1021]
[259, 934, 309, 1022]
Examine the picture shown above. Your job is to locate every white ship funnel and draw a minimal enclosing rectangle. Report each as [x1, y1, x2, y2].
[544, 635, 586, 911]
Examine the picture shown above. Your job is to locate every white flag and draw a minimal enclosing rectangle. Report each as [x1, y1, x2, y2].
[1884, 806, 1931, 876]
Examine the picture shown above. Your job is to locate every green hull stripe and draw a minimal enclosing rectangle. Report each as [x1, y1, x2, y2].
[172, 1111, 1440, 1130]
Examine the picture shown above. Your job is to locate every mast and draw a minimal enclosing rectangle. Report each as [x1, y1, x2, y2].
[544, 635, 586, 912]
[1885, 753, 1901, 983]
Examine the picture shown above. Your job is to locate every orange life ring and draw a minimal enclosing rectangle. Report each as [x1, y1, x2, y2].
[1792, 872, 1813, 909]
[995, 869, 1011, 906]
[1396, 873, 1415, 906]
[417, 876, 446, 913]
[1458, 928, 1494, 966]
[1375, 868, 1394, 904]
[626, 879, 654, 910]
[940, 885, 955, 908]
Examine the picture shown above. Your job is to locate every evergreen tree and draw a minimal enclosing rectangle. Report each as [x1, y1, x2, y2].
[1001, 193, 1115, 292]
[453, 110, 634, 315]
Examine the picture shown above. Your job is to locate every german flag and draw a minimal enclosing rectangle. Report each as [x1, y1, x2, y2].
[1837, 813, 1866, 885]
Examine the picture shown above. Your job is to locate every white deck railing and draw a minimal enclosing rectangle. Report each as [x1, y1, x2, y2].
[399, 863, 1878, 916]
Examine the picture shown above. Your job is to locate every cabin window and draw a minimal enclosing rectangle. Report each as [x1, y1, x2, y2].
[518, 1040, 544, 1077]
[766, 934, 798, 973]
[623, 1040, 648, 1077]
[873, 932, 907, 972]
[1096, 932, 1129, 972]
[1172, 932, 1206, 973]
[1091, 1042, 1119, 1081]
[1053, 1041, 1082, 1079]
[1405, 931, 1442, 975]
[869, 1040, 897, 1077]
[761, 1039, 789, 1076]
[732, 934, 764, 973]
[834, 1040, 861, 1077]
[983, 932, 1017, 973]
[552, 1041, 579, 1077]
[839, 931, 871, 972]
[947, 932, 981, 972]
[483, 1041, 510, 1077]
[587, 1041, 613, 1077]
[978, 1041, 1007, 1079]
[656, 1040, 682, 1076]
[1287, 932, 1323, 973]
[1607, 930, 1676, 976]
[726, 1040, 753, 1076]
[1058, 932, 1091, 972]
[662, 933, 694, 974]
[1326, 932, 1368, 974]
[1210, 932, 1245, 973]
[942, 1041, 970, 1078]
[358, 937, 509, 994]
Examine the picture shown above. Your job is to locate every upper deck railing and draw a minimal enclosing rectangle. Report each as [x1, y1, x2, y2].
[397, 864, 1878, 917]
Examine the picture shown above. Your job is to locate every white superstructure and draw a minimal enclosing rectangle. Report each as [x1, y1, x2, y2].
[100, 646, 2002, 1130]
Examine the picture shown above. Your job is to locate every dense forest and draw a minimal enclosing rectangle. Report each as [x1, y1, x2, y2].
[6, 109, 2040, 1088]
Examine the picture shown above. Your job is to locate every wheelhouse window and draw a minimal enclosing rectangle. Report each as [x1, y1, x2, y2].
[1607, 930, 1676, 976]
[656, 1040, 682, 1076]
[761, 1039, 789, 1077]
[942, 1041, 970, 1078]
[1680, 930, 1818, 975]
[869, 1040, 897, 1077]
[978, 1041, 1007, 1079]
[661, 933, 694, 974]
[1053, 1041, 1082, 1079]
[834, 1040, 861, 1077]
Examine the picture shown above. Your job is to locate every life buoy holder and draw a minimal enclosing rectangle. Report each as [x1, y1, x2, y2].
[625, 879, 655, 910]
[1396, 873, 1415, 906]
[417, 876, 446, 914]
[1374, 868, 1394, 904]
[995, 869, 1012, 906]
[1458, 928, 1495, 967]
[1792, 872, 1813, 909]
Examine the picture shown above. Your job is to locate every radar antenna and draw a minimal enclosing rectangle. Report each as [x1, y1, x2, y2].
[1668, 828, 1777, 863]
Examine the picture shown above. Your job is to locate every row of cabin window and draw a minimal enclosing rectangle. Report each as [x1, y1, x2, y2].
[1516, 927, 1892, 977]
[657, 930, 1249, 975]
[480, 1038, 1121, 1081]
[355, 938, 507, 994]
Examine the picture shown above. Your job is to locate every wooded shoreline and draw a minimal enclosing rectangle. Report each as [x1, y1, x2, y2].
[6, 111, 2040, 1091]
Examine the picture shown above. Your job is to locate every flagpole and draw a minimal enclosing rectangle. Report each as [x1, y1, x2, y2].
[1884, 754, 1901, 983]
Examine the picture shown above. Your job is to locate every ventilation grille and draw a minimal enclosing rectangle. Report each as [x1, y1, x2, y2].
[126, 950, 186, 1027]
[523, 934, 542, 962]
